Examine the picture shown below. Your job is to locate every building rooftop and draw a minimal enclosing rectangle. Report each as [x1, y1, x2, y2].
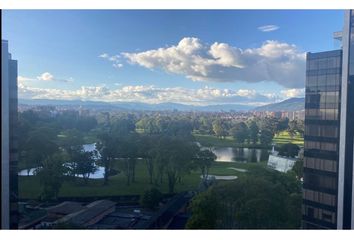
[56, 200, 116, 227]
[46, 201, 84, 215]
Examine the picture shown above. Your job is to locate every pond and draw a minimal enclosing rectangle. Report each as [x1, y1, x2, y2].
[209, 147, 270, 163]
[18, 143, 105, 179]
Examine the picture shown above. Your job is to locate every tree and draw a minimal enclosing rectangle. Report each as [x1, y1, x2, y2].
[58, 129, 84, 151]
[248, 121, 259, 144]
[187, 167, 301, 229]
[212, 120, 227, 138]
[259, 117, 277, 135]
[153, 137, 196, 193]
[76, 116, 98, 132]
[230, 122, 249, 144]
[115, 134, 140, 186]
[278, 143, 300, 158]
[186, 191, 218, 229]
[138, 135, 158, 184]
[96, 132, 116, 185]
[288, 120, 298, 139]
[195, 149, 216, 180]
[111, 116, 136, 136]
[25, 127, 59, 167]
[276, 118, 289, 136]
[292, 160, 303, 180]
[70, 146, 98, 184]
[35, 152, 67, 200]
[259, 129, 274, 146]
[140, 188, 163, 210]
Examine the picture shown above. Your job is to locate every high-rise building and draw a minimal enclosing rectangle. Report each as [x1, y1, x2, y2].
[302, 10, 354, 229]
[1, 40, 18, 229]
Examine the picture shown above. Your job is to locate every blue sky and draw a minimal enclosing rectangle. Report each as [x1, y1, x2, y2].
[2, 10, 344, 106]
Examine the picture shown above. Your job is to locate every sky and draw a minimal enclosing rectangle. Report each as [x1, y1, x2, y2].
[2, 10, 344, 106]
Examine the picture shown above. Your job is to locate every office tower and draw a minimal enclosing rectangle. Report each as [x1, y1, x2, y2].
[302, 10, 354, 229]
[1, 40, 18, 229]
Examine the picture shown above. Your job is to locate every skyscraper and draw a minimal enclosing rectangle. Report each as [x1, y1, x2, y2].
[303, 10, 354, 229]
[1, 40, 18, 229]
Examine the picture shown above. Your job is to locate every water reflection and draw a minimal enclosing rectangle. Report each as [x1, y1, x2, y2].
[211, 147, 269, 163]
[18, 143, 105, 179]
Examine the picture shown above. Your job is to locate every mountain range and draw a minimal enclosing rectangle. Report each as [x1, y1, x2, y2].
[253, 97, 305, 112]
[18, 97, 305, 112]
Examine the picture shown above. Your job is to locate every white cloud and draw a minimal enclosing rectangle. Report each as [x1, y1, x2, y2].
[122, 37, 305, 88]
[281, 88, 305, 98]
[99, 53, 123, 69]
[258, 25, 280, 32]
[35, 72, 73, 83]
[18, 76, 35, 82]
[99, 53, 109, 58]
[37, 72, 54, 81]
[18, 83, 280, 106]
[113, 63, 123, 68]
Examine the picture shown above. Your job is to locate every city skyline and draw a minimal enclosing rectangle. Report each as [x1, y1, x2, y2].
[2, 10, 344, 106]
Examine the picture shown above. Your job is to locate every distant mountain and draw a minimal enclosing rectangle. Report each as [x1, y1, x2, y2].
[253, 97, 305, 112]
[18, 99, 253, 112]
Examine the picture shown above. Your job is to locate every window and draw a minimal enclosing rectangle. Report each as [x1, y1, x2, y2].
[304, 157, 337, 172]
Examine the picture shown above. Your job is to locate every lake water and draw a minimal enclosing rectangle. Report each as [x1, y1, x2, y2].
[210, 147, 270, 163]
[18, 143, 105, 179]
[19, 143, 270, 178]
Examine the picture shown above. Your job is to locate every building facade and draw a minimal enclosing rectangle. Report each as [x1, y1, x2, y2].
[303, 50, 342, 229]
[303, 10, 354, 229]
[1, 40, 18, 229]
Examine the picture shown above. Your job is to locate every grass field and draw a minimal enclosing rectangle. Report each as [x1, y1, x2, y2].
[194, 130, 303, 148]
[273, 131, 304, 147]
[193, 133, 267, 149]
[18, 160, 264, 199]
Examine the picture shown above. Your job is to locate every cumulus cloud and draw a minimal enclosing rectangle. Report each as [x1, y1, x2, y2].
[113, 63, 123, 68]
[37, 72, 54, 81]
[258, 25, 280, 32]
[18, 76, 35, 82]
[99, 53, 109, 58]
[122, 37, 305, 88]
[281, 88, 305, 98]
[99, 53, 123, 68]
[18, 83, 279, 106]
[36, 72, 72, 83]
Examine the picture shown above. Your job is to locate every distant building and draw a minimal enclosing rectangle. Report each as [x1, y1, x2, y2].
[267, 154, 297, 173]
[1, 40, 18, 229]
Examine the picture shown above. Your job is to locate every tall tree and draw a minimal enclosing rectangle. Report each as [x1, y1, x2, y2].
[248, 121, 259, 144]
[187, 167, 301, 229]
[230, 122, 249, 144]
[96, 132, 116, 185]
[70, 146, 98, 184]
[212, 120, 227, 139]
[278, 143, 300, 158]
[35, 152, 67, 200]
[195, 149, 217, 180]
[259, 129, 274, 146]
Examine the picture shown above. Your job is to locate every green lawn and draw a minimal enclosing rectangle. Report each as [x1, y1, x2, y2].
[193, 133, 267, 149]
[193, 133, 236, 147]
[18, 160, 265, 199]
[273, 131, 304, 147]
[194, 131, 304, 148]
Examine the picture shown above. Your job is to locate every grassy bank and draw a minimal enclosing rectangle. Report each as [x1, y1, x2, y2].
[193, 134, 267, 149]
[19, 160, 264, 199]
[194, 130, 304, 148]
[273, 131, 304, 146]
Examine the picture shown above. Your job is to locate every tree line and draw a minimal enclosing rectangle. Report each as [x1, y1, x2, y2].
[18, 109, 216, 200]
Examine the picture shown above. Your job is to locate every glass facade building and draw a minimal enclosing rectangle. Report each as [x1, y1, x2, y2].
[1, 40, 18, 229]
[303, 10, 354, 229]
[303, 50, 342, 229]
